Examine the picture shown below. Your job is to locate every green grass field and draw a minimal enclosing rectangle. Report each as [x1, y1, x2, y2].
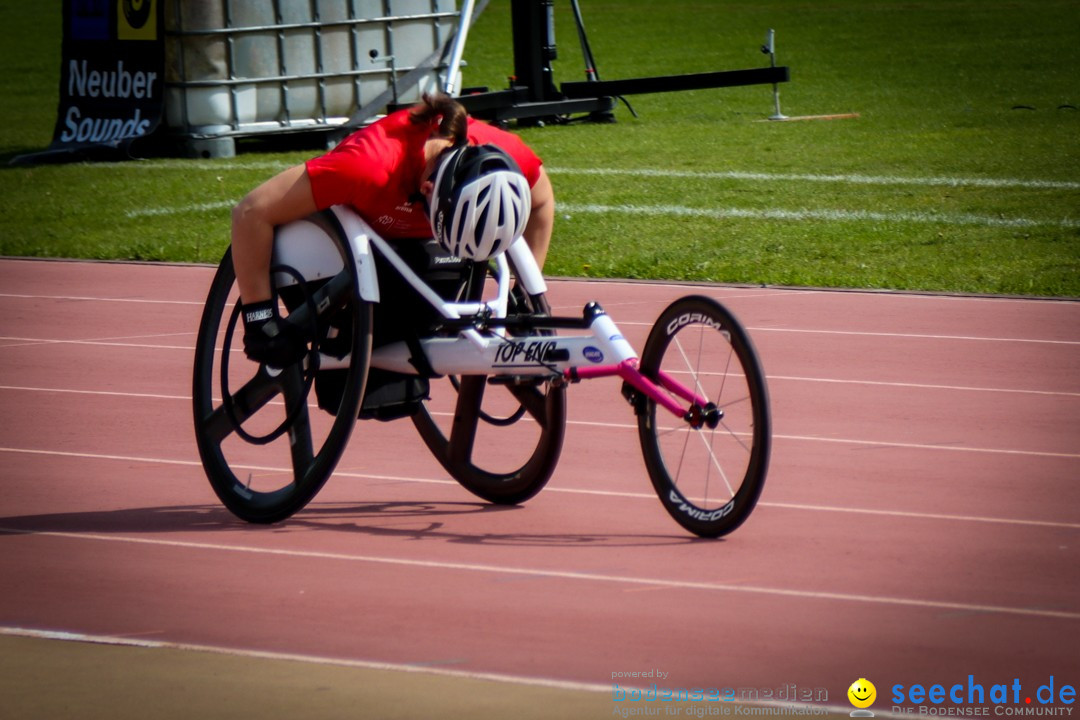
[1, 1, 1078, 296]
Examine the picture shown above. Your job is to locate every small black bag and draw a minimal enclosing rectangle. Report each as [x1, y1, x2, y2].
[315, 366, 429, 421]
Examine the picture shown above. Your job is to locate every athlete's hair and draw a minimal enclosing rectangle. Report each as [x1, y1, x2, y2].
[409, 92, 468, 144]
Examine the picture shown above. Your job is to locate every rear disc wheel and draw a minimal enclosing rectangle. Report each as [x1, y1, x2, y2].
[411, 275, 566, 505]
[192, 247, 372, 523]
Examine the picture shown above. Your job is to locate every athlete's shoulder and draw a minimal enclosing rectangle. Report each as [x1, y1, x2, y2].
[465, 118, 542, 184]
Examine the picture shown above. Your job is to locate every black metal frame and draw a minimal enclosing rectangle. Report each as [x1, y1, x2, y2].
[457, 0, 790, 126]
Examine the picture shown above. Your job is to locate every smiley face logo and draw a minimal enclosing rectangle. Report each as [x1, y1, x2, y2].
[848, 679, 877, 709]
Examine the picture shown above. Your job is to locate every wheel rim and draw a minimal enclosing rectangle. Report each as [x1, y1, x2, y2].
[411, 266, 566, 503]
[192, 248, 370, 521]
[640, 297, 770, 535]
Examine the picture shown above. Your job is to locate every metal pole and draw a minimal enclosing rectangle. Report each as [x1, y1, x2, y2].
[569, 0, 598, 81]
[763, 29, 787, 120]
[443, 0, 475, 95]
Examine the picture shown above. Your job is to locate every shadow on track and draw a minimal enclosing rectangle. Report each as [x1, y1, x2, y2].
[0, 502, 712, 548]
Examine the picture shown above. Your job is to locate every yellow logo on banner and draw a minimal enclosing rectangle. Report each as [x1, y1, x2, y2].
[117, 0, 156, 40]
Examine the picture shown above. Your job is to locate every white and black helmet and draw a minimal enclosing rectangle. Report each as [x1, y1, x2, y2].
[428, 144, 531, 260]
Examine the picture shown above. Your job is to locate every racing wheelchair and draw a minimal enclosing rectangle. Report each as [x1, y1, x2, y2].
[192, 206, 771, 537]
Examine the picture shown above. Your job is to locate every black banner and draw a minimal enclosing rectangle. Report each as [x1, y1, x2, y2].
[18, 0, 165, 163]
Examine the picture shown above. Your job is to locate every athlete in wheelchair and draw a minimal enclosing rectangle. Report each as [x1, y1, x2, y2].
[232, 92, 552, 369]
[192, 93, 771, 537]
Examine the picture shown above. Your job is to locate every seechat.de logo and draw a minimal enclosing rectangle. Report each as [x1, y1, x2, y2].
[891, 676, 1076, 715]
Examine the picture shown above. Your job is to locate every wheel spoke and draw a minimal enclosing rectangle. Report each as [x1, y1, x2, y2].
[448, 375, 485, 466]
[202, 370, 282, 444]
[694, 424, 735, 498]
[289, 270, 352, 328]
[280, 364, 314, 481]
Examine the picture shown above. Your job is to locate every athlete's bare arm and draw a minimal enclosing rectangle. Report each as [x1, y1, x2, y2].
[231, 164, 318, 304]
[523, 166, 555, 269]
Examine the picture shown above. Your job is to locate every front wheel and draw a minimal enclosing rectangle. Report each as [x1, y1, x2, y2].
[636, 295, 771, 538]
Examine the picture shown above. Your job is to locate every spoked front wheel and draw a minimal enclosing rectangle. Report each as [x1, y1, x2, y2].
[192, 240, 372, 523]
[636, 295, 771, 537]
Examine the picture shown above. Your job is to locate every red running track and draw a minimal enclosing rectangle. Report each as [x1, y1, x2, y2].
[1, 258, 1078, 707]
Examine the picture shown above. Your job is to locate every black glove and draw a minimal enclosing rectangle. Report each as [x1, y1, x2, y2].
[241, 299, 309, 368]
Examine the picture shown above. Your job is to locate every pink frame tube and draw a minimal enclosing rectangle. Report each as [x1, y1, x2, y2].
[567, 359, 708, 421]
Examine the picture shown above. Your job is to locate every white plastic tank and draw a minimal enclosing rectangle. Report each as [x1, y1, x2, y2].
[164, 0, 457, 147]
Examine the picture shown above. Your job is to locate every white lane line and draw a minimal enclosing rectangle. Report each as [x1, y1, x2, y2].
[1, 377, 1078, 455]
[2, 446, 1078, 529]
[766, 375, 1080, 398]
[0, 292, 204, 306]
[85, 159, 1080, 191]
[750, 326, 1080, 345]
[1, 374, 1077, 457]
[0, 627, 955, 720]
[572, 413, 1080, 455]
[611, 319, 1080, 345]
[117, 198, 1080, 229]
[2, 527, 1078, 620]
[760, 502, 1080, 529]
[549, 167, 1080, 190]
[93, 159, 295, 172]
[8, 277, 1071, 309]
[0, 386, 190, 401]
[0, 626, 613, 695]
[0, 336, 192, 350]
[560, 202, 1080, 230]
[4, 321, 1077, 349]
[0, 332, 194, 350]
[5, 369, 1079, 401]
[0, 626, 920, 720]
[772, 433, 1080, 459]
[571, 421, 1080, 459]
[125, 200, 236, 218]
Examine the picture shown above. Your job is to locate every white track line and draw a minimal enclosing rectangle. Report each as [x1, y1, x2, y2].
[6, 361, 1080, 399]
[1, 378, 1077, 457]
[750, 326, 1080, 345]
[96, 160, 295, 172]
[0, 626, 612, 695]
[2, 446, 1078, 529]
[4, 322, 1077, 348]
[0, 385, 190, 401]
[766, 375, 1080, 398]
[125, 200, 235, 218]
[1, 376, 1077, 454]
[5, 277, 1075, 308]
[612, 320, 1080, 346]
[560, 202, 1080, 230]
[0, 336, 193, 350]
[118, 198, 1080, 229]
[0, 626, 918, 720]
[1, 527, 1077, 620]
[88, 159, 1080, 191]
[0, 332, 193, 351]
[773, 433, 1079, 459]
[84, 162, 1080, 223]
[0, 292, 203, 306]
[548, 167, 1080, 191]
